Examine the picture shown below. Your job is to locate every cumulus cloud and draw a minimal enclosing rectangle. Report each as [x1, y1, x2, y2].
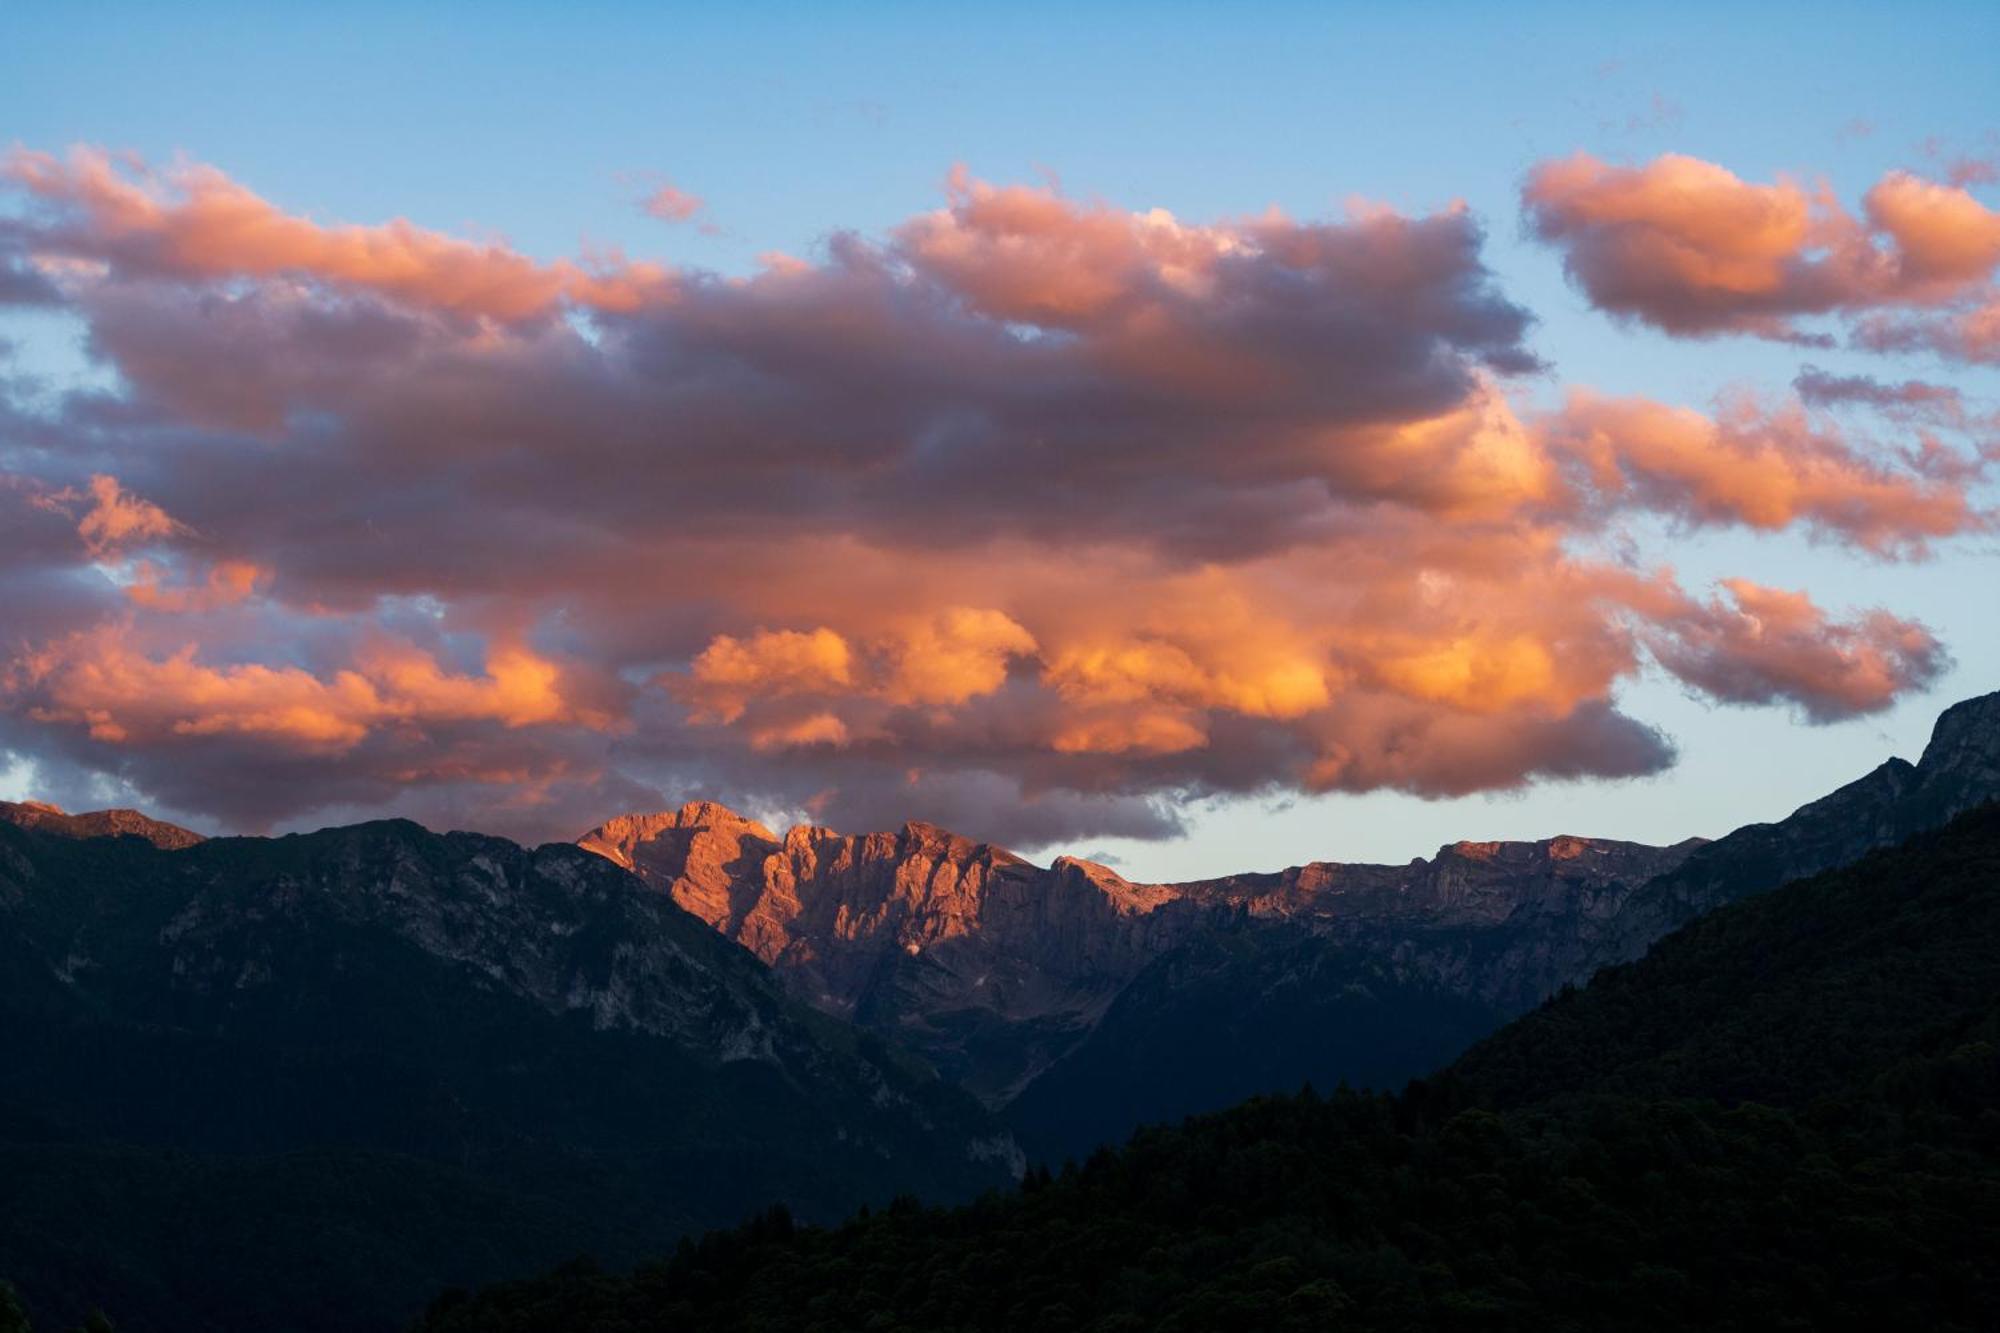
[1524, 151, 2000, 362]
[12, 626, 617, 748]
[0, 147, 1979, 847]
[2, 146, 672, 322]
[1544, 391, 1983, 553]
[1645, 579, 1949, 722]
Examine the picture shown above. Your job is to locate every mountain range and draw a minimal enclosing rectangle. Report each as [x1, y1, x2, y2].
[417, 791, 2000, 1332]
[576, 689, 2000, 1157]
[0, 818, 1012, 1331]
[2, 687, 1997, 1329]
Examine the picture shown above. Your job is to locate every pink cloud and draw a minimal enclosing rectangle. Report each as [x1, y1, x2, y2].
[1523, 151, 2000, 360]
[72, 473, 187, 557]
[641, 182, 706, 224]
[4, 146, 673, 322]
[0, 150, 1975, 846]
[1645, 579, 1948, 722]
[1543, 391, 1983, 553]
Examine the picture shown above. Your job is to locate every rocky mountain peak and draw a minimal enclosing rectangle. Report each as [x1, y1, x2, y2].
[580, 800, 778, 850]
[1546, 835, 1592, 859]
[1917, 688, 2000, 788]
[0, 798, 206, 850]
[1049, 856, 1181, 916]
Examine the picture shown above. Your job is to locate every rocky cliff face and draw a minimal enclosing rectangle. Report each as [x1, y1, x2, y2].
[578, 805, 1698, 1104]
[579, 689, 2000, 1129]
[578, 808, 1211, 1102]
[0, 798, 204, 850]
[1166, 834, 1704, 1012]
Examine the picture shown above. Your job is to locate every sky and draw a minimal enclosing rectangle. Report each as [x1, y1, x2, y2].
[1, 1, 1996, 880]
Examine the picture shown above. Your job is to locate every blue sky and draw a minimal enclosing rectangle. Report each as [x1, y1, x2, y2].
[2, 2, 1996, 877]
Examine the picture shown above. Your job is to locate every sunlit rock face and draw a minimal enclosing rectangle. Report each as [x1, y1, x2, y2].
[0, 798, 204, 850]
[580, 689, 2000, 1127]
[578, 803, 1699, 1104]
[579, 804, 1214, 1102]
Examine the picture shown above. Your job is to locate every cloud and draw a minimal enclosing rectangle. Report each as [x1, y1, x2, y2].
[1523, 151, 2000, 362]
[71, 473, 188, 557]
[3, 146, 672, 322]
[686, 626, 856, 724]
[640, 182, 712, 231]
[11, 626, 617, 749]
[0, 147, 1979, 848]
[1544, 390, 1983, 554]
[1645, 579, 1949, 722]
[880, 608, 1037, 706]
[1792, 365, 1966, 420]
[641, 182, 707, 224]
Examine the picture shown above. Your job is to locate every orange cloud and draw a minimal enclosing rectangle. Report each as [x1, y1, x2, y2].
[4, 146, 672, 322]
[73, 474, 186, 557]
[1545, 391, 1983, 552]
[749, 711, 851, 752]
[1373, 633, 1562, 714]
[1645, 580, 1948, 722]
[0, 152, 1974, 847]
[1524, 151, 2000, 358]
[880, 608, 1037, 706]
[1863, 171, 2000, 286]
[683, 609, 1034, 723]
[896, 166, 1241, 328]
[1051, 709, 1209, 756]
[1523, 152, 1842, 335]
[687, 627, 855, 723]
[12, 629, 615, 751]
[1043, 637, 1330, 720]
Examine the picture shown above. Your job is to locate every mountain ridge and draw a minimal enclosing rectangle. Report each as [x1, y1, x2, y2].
[0, 799, 204, 851]
[413, 798, 2000, 1332]
[574, 800, 1703, 1105]
[574, 687, 2000, 1138]
[14, 687, 1999, 1158]
[0, 814, 1016, 1331]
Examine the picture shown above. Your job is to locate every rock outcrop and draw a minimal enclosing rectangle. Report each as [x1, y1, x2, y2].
[578, 805, 1698, 1103]
[0, 798, 204, 850]
[579, 809, 1212, 1102]
[579, 689, 2000, 1126]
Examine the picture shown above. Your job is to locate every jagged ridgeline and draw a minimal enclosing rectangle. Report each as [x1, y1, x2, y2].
[2, 689, 1997, 1331]
[416, 801, 2000, 1332]
[0, 815, 1015, 1332]
[575, 691, 2000, 1160]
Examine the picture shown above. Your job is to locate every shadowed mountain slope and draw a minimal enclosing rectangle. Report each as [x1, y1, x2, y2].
[0, 818, 1015, 1332]
[578, 807, 1697, 1110]
[416, 800, 2000, 1333]
[578, 690, 2000, 1160]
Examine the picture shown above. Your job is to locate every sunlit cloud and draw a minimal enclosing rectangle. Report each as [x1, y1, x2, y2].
[1524, 151, 2000, 363]
[0, 147, 1983, 846]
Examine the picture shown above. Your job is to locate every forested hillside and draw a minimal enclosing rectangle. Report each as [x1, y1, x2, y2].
[415, 804, 2000, 1332]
